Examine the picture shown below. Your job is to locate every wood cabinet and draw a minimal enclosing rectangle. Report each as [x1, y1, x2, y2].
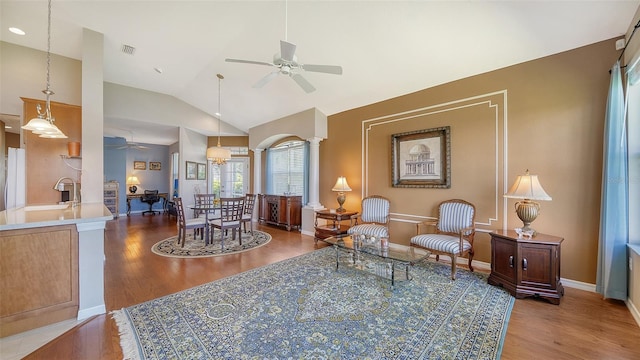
[314, 209, 358, 242]
[0, 225, 79, 337]
[258, 194, 302, 231]
[104, 181, 119, 218]
[488, 230, 564, 304]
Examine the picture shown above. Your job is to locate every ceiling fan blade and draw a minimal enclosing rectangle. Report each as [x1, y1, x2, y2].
[291, 73, 316, 93]
[302, 64, 343, 75]
[225, 58, 274, 67]
[253, 71, 279, 88]
[280, 40, 296, 62]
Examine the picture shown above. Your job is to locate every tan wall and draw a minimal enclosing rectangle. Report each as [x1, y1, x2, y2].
[322, 38, 619, 284]
[23, 98, 82, 204]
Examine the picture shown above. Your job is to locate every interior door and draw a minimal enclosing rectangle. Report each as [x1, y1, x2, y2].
[209, 157, 249, 198]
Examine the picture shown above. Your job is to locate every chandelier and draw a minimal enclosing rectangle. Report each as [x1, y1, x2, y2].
[206, 73, 232, 165]
[21, 0, 67, 139]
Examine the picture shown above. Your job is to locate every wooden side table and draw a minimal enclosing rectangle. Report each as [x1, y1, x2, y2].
[488, 230, 564, 304]
[314, 209, 358, 243]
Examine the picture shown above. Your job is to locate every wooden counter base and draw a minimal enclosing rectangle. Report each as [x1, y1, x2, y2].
[0, 224, 79, 337]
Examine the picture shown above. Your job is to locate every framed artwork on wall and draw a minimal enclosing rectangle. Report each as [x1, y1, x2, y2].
[391, 126, 451, 188]
[197, 163, 206, 180]
[186, 161, 197, 180]
[149, 162, 161, 170]
[133, 161, 146, 170]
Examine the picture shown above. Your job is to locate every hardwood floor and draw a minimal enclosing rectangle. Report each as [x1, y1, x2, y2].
[23, 215, 640, 359]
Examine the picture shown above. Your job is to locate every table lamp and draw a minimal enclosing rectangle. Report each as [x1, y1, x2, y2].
[331, 176, 352, 212]
[504, 169, 552, 236]
[127, 176, 140, 194]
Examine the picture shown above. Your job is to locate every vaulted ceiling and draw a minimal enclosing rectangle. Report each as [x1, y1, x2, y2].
[1, 1, 638, 144]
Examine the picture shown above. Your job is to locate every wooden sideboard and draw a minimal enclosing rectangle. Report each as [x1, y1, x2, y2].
[258, 194, 302, 231]
[488, 230, 564, 304]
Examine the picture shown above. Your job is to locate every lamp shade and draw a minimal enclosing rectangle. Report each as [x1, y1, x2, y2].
[22, 117, 55, 132]
[332, 176, 352, 192]
[126, 176, 140, 185]
[207, 146, 232, 162]
[504, 170, 552, 201]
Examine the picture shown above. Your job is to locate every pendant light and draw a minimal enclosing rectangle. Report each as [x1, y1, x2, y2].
[21, 0, 67, 139]
[206, 73, 232, 165]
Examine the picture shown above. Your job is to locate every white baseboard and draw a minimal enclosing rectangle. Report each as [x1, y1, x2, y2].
[77, 305, 106, 321]
[627, 299, 640, 328]
[560, 277, 596, 292]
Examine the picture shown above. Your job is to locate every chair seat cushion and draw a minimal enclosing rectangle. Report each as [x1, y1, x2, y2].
[348, 224, 389, 238]
[210, 219, 240, 227]
[185, 218, 206, 227]
[410, 234, 471, 254]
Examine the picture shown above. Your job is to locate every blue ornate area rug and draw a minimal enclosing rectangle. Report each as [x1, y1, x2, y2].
[112, 247, 514, 359]
[151, 230, 271, 258]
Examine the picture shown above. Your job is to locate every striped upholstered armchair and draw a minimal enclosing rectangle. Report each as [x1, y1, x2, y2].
[410, 199, 476, 280]
[347, 195, 390, 238]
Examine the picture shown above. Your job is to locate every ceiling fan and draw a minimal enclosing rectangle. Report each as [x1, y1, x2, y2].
[106, 132, 150, 151]
[225, 40, 342, 93]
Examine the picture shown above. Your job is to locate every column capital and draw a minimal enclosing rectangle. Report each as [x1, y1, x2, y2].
[306, 137, 324, 145]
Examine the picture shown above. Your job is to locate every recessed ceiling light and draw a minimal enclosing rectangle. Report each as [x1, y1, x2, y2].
[154, 67, 163, 74]
[9, 27, 25, 35]
[5, 125, 12, 129]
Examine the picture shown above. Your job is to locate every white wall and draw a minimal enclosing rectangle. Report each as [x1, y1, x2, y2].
[178, 127, 208, 219]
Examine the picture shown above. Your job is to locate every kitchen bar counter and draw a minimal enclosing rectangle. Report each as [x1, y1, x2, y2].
[0, 202, 113, 231]
[0, 203, 113, 337]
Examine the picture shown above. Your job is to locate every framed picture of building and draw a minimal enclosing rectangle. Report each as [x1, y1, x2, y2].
[391, 126, 451, 188]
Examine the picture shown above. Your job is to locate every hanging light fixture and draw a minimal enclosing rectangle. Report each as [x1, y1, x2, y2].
[21, 0, 67, 139]
[206, 73, 232, 165]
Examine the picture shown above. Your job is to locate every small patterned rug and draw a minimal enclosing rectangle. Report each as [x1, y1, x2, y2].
[151, 230, 271, 258]
[113, 248, 514, 359]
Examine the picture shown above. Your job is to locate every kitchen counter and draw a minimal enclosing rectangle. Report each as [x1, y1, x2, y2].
[0, 203, 113, 337]
[0, 202, 113, 231]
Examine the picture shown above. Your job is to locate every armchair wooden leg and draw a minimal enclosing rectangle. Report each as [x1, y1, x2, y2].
[451, 254, 457, 280]
[468, 250, 474, 273]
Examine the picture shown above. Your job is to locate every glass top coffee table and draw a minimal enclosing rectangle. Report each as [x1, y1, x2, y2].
[320, 235, 431, 288]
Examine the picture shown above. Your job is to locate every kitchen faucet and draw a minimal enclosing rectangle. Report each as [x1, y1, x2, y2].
[53, 177, 78, 207]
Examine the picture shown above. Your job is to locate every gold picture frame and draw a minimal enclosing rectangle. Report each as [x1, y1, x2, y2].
[149, 162, 161, 171]
[186, 161, 197, 180]
[133, 161, 146, 170]
[391, 126, 451, 188]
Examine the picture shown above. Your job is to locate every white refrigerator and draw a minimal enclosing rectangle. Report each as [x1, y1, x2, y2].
[5, 147, 26, 209]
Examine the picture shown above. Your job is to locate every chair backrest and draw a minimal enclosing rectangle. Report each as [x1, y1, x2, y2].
[360, 195, 390, 224]
[243, 194, 257, 215]
[195, 193, 216, 207]
[219, 197, 244, 222]
[175, 197, 186, 227]
[142, 189, 159, 202]
[437, 199, 475, 235]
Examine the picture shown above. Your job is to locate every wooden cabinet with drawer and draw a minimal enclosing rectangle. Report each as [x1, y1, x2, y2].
[258, 194, 301, 231]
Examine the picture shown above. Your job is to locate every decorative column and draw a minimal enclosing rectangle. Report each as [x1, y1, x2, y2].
[306, 137, 323, 208]
[253, 148, 263, 195]
[301, 137, 323, 236]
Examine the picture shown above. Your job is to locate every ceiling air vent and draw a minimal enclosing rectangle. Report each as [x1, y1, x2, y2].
[121, 44, 136, 55]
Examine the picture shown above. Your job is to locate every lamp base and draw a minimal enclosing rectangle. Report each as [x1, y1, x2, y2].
[336, 192, 346, 212]
[514, 199, 540, 236]
[129, 185, 137, 194]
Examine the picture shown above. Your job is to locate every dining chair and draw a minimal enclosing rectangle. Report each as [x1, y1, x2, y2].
[410, 199, 476, 280]
[194, 193, 217, 219]
[175, 197, 206, 248]
[241, 194, 257, 234]
[209, 197, 244, 250]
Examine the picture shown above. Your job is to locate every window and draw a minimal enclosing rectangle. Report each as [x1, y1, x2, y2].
[266, 140, 308, 203]
[209, 157, 249, 198]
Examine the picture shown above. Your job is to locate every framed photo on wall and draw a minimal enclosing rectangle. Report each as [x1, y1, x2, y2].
[149, 162, 161, 170]
[186, 161, 197, 180]
[391, 126, 451, 188]
[197, 163, 206, 180]
[133, 161, 146, 170]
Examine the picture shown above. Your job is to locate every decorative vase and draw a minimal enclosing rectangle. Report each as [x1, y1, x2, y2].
[67, 142, 81, 157]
